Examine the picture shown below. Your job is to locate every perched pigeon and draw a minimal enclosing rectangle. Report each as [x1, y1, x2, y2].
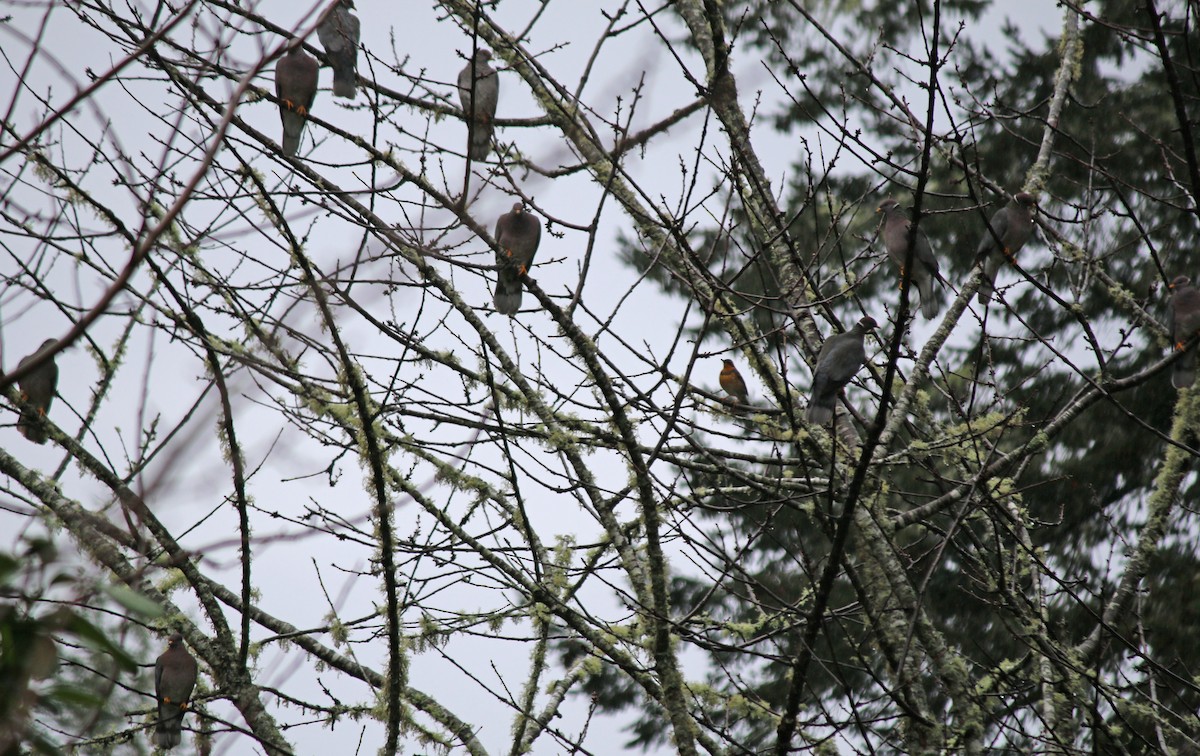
[878, 199, 943, 319]
[719, 359, 750, 405]
[975, 192, 1037, 303]
[275, 41, 319, 156]
[457, 49, 498, 161]
[1168, 275, 1200, 388]
[317, 0, 360, 99]
[154, 633, 198, 750]
[493, 203, 541, 315]
[16, 339, 59, 444]
[805, 317, 877, 426]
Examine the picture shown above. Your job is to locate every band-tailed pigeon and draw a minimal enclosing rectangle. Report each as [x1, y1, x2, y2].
[878, 199, 943, 319]
[275, 41, 319, 157]
[318, 0, 360, 99]
[154, 632, 198, 750]
[1168, 275, 1200, 388]
[494, 202, 541, 315]
[16, 339, 59, 445]
[719, 359, 750, 405]
[458, 49, 498, 161]
[805, 317, 877, 425]
[975, 192, 1036, 303]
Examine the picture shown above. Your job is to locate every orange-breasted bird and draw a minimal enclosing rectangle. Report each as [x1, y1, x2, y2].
[719, 359, 749, 405]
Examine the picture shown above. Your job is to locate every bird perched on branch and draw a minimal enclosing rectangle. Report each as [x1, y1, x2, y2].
[878, 199, 943, 320]
[275, 40, 319, 156]
[16, 338, 59, 444]
[154, 632, 198, 750]
[719, 359, 750, 406]
[1168, 274, 1200, 388]
[975, 192, 1037, 304]
[318, 0, 360, 99]
[493, 202, 541, 315]
[805, 317, 876, 426]
[458, 49, 498, 161]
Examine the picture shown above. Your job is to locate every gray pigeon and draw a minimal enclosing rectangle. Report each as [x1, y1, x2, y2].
[805, 317, 877, 426]
[878, 199, 942, 319]
[457, 49, 498, 160]
[975, 192, 1036, 303]
[1168, 275, 1200, 388]
[154, 633, 198, 750]
[275, 41, 319, 156]
[16, 338, 59, 444]
[317, 0, 360, 99]
[494, 202, 541, 315]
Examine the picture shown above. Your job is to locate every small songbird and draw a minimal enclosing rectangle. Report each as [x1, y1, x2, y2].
[975, 192, 1037, 303]
[16, 338, 59, 444]
[317, 0, 360, 99]
[154, 632, 198, 750]
[493, 202, 541, 315]
[275, 40, 319, 157]
[878, 199, 943, 320]
[457, 49, 499, 160]
[1168, 274, 1200, 388]
[805, 316, 877, 426]
[719, 359, 749, 405]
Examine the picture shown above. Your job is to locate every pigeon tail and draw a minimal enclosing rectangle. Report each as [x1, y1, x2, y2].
[330, 49, 357, 98]
[494, 269, 522, 315]
[977, 269, 996, 304]
[154, 713, 183, 749]
[1173, 349, 1197, 389]
[468, 121, 493, 160]
[974, 278, 993, 304]
[17, 411, 46, 444]
[281, 112, 305, 156]
[917, 277, 941, 319]
[805, 401, 834, 425]
[332, 75, 357, 99]
[494, 290, 522, 315]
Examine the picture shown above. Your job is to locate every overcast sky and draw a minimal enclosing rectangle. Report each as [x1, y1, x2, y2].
[0, 1, 1066, 753]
